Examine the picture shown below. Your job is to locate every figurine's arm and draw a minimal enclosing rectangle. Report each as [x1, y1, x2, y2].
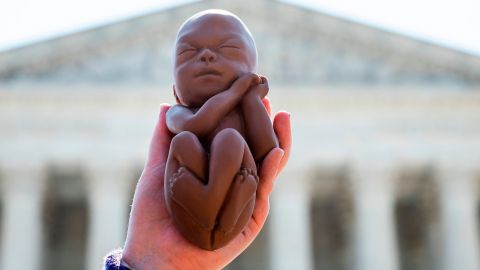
[167, 73, 261, 137]
[241, 76, 278, 161]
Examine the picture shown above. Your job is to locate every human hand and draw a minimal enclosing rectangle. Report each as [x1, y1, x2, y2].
[122, 102, 291, 270]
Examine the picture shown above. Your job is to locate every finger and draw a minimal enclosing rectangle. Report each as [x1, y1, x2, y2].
[250, 73, 262, 85]
[249, 148, 283, 231]
[257, 147, 284, 200]
[260, 76, 269, 88]
[133, 104, 172, 219]
[261, 97, 272, 117]
[145, 103, 172, 170]
[246, 198, 269, 236]
[273, 111, 291, 175]
[260, 84, 269, 98]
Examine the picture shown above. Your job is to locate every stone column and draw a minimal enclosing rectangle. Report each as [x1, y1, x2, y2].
[438, 166, 480, 270]
[85, 163, 134, 270]
[352, 164, 399, 270]
[0, 163, 46, 270]
[270, 172, 313, 270]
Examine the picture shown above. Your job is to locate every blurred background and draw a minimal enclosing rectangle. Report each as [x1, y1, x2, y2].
[1, 0, 479, 269]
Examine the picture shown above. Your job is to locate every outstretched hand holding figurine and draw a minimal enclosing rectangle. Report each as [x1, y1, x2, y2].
[120, 102, 291, 269]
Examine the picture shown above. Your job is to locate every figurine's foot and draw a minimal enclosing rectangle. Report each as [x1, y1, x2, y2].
[169, 166, 188, 195]
[169, 166, 215, 230]
[217, 168, 258, 234]
[212, 168, 258, 249]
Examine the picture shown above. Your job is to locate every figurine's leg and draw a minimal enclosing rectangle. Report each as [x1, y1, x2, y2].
[216, 168, 257, 231]
[209, 131, 258, 238]
[165, 131, 207, 183]
[214, 146, 258, 238]
[196, 128, 251, 224]
[165, 131, 212, 228]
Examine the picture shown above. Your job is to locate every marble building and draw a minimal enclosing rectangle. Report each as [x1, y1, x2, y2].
[0, 0, 479, 269]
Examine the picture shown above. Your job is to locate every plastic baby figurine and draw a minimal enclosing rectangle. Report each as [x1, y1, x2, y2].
[164, 9, 278, 250]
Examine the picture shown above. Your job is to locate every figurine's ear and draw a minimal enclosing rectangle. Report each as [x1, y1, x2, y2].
[173, 85, 181, 104]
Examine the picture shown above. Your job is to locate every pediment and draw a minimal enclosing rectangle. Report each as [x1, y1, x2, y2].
[1, 0, 479, 86]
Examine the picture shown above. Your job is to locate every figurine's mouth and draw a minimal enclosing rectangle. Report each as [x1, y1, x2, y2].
[195, 68, 222, 77]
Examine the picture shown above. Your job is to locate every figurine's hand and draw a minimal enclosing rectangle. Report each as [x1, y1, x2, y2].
[246, 76, 269, 99]
[230, 72, 262, 95]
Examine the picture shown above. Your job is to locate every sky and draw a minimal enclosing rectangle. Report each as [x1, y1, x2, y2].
[0, 0, 479, 56]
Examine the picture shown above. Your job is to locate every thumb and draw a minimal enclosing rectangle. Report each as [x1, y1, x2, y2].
[145, 104, 172, 170]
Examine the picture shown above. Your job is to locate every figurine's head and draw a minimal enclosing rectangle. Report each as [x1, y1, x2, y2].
[173, 9, 257, 107]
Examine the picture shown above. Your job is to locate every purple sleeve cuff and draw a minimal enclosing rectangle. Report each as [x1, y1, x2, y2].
[104, 249, 132, 270]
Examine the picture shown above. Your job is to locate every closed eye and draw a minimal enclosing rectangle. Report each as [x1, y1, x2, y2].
[178, 47, 196, 55]
[219, 45, 240, 49]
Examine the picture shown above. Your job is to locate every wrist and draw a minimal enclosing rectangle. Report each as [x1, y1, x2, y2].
[241, 91, 261, 110]
[242, 90, 259, 103]
[122, 241, 157, 269]
[122, 244, 185, 270]
[119, 249, 137, 269]
[122, 245, 158, 270]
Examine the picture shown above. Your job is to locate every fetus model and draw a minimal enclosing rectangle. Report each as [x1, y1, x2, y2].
[164, 10, 278, 250]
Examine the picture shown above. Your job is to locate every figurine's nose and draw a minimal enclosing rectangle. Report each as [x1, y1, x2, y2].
[198, 48, 216, 63]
